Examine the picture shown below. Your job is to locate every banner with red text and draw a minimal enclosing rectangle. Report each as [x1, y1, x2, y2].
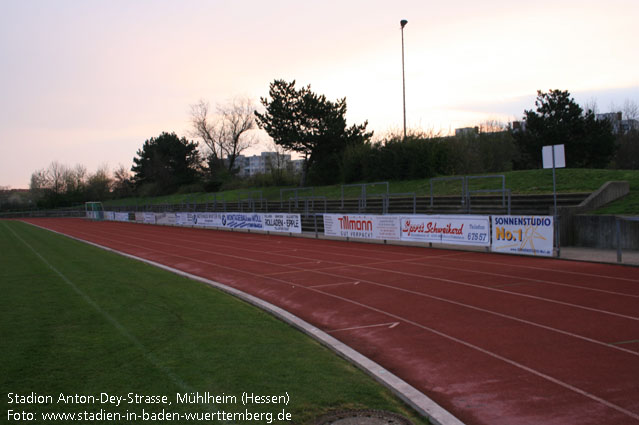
[323, 214, 401, 240]
[399, 215, 490, 246]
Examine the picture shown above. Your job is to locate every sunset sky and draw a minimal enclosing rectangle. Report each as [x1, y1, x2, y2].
[1, 0, 638, 188]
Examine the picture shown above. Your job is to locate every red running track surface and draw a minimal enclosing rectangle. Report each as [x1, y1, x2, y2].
[21, 218, 639, 425]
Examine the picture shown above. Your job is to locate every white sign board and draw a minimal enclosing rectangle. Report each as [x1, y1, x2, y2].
[491, 215, 554, 256]
[323, 214, 401, 240]
[263, 213, 302, 234]
[175, 212, 195, 226]
[143, 212, 156, 224]
[222, 213, 264, 230]
[114, 212, 130, 222]
[193, 212, 225, 228]
[542, 144, 565, 169]
[155, 212, 176, 225]
[400, 215, 490, 246]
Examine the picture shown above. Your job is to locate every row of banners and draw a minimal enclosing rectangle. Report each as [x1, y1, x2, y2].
[100, 211, 554, 257]
[323, 214, 554, 257]
[103, 211, 303, 234]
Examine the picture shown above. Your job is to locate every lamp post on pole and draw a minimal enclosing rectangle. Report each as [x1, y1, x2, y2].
[400, 19, 408, 140]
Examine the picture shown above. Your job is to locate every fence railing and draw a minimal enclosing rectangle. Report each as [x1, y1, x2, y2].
[341, 182, 389, 211]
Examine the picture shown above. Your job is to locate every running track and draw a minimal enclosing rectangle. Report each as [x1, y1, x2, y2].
[22, 218, 639, 425]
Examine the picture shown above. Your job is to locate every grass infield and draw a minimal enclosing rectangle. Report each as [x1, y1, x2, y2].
[0, 221, 429, 425]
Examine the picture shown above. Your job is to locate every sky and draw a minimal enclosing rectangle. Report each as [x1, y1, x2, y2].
[1, 0, 638, 188]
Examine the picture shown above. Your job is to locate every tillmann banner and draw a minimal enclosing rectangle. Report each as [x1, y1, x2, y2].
[491, 215, 554, 256]
[323, 214, 401, 240]
[400, 215, 490, 246]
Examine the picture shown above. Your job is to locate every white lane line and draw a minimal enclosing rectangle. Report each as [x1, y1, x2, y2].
[444, 256, 639, 283]
[397, 260, 639, 298]
[329, 322, 400, 333]
[309, 281, 360, 289]
[349, 263, 639, 320]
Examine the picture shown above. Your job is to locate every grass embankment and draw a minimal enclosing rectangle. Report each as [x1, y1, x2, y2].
[105, 169, 639, 214]
[0, 221, 428, 424]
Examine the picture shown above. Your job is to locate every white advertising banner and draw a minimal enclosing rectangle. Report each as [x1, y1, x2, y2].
[221, 213, 264, 230]
[400, 215, 490, 246]
[114, 212, 130, 222]
[193, 212, 225, 228]
[323, 214, 401, 240]
[134, 212, 145, 223]
[173, 212, 301, 233]
[491, 215, 554, 256]
[155, 212, 176, 225]
[104, 211, 115, 221]
[175, 212, 195, 226]
[143, 212, 156, 224]
[263, 213, 302, 234]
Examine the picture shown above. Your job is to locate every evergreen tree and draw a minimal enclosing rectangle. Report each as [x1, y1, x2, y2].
[255, 80, 372, 185]
[131, 132, 201, 194]
[515, 90, 615, 168]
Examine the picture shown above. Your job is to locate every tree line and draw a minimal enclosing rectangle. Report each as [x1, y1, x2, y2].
[23, 83, 638, 209]
[27, 162, 133, 209]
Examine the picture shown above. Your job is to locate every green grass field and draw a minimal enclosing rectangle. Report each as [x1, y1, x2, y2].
[105, 169, 639, 215]
[0, 221, 429, 425]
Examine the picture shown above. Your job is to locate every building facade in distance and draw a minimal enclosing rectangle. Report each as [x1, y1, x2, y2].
[233, 152, 303, 177]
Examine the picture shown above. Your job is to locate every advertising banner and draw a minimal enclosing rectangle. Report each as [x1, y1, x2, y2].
[323, 214, 401, 240]
[263, 213, 302, 234]
[142, 212, 156, 224]
[175, 212, 196, 226]
[222, 213, 264, 230]
[134, 212, 145, 223]
[491, 215, 554, 256]
[155, 212, 176, 225]
[400, 215, 490, 246]
[193, 212, 225, 228]
[114, 212, 129, 222]
[104, 211, 115, 221]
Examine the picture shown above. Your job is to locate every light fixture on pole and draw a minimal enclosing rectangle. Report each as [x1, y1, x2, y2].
[400, 19, 408, 140]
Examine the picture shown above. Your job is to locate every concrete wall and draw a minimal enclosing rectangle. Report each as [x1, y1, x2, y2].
[572, 215, 639, 250]
[558, 181, 630, 246]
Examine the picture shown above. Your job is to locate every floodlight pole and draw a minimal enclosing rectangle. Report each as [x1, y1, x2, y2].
[400, 19, 408, 140]
[552, 148, 560, 258]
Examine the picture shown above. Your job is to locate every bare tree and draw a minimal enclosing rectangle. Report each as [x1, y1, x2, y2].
[478, 119, 507, 134]
[623, 99, 638, 130]
[583, 97, 599, 115]
[190, 97, 257, 172]
[47, 161, 68, 195]
[189, 100, 222, 160]
[218, 97, 258, 171]
[86, 164, 112, 200]
[65, 164, 87, 194]
[112, 164, 133, 197]
[29, 169, 48, 191]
